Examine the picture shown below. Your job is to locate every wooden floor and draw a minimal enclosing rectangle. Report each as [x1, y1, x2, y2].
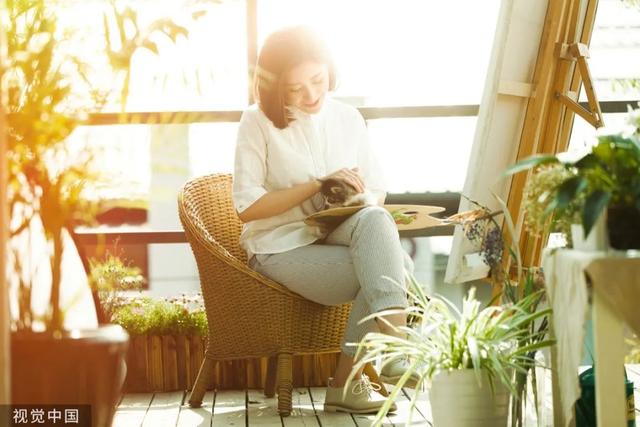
[113, 365, 640, 427]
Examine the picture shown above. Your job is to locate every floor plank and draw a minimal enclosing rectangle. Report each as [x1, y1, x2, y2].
[176, 391, 214, 427]
[308, 387, 358, 427]
[350, 404, 395, 427]
[400, 387, 433, 426]
[212, 390, 247, 427]
[141, 391, 184, 427]
[115, 364, 640, 426]
[112, 393, 154, 427]
[281, 388, 320, 426]
[385, 386, 431, 427]
[247, 389, 282, 426]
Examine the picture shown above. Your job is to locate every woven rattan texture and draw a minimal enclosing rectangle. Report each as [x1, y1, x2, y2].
[178, 174, 352, 360]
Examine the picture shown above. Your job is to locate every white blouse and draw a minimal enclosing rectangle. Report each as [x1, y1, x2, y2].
[232, 96, 386, 259]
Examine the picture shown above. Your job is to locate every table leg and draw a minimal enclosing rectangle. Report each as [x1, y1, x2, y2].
[550, 319, 565, 427]
[592, 291, 626, 427]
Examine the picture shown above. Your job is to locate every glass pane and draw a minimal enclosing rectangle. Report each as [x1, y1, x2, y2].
[67, 125, 151, 202]
[68, 122, 239, 206]
[56, 0, 248, 112]
[72, 117, 471, 203]
[367, 117, 477, 193]
[189, 123, 239, 177]
[258, 0, 501, 106]
[568, 112, 633, 152]
[69, 122, 239, 294]
[580, 0, 640, 101]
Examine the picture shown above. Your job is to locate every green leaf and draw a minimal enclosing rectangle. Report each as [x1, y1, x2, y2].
[582, 190, 612, 237]
[503, 155, 560, 176]
[511, 339, 556, 356]
[574, 152, 602, 170]
[554, 176, 587, 210]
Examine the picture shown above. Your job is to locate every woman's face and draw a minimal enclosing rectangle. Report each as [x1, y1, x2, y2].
[284, 61, 329, 114]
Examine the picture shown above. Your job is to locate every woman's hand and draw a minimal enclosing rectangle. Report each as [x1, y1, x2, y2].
[320, 167, 365, 193]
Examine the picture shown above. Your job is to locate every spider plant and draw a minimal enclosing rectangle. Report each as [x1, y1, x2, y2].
[349, 274, 553, 427]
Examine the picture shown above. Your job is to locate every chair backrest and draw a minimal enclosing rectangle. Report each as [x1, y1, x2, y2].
[178, 174, 247, 262]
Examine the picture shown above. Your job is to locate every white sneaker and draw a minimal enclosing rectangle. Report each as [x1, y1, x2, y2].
[380, 357, 421, 388]
[324, 375, 397, 414]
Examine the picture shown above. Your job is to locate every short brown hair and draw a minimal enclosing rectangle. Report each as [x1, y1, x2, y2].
[254, 26, 336, 129]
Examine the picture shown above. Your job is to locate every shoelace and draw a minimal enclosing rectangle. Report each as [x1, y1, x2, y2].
[351, 374, 381, 397]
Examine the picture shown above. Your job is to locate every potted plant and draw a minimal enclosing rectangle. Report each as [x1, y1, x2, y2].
[108, 293, 208, 392]
[521, 163, 582, 247]
[350, 196, 553, 427]
[505, 106, 640, 250]
[454, 201, 556, 427]
[4, 1, 131, 425]
[350, 278, 551, 427]
[89, 250, 146, 321]
[5, 1, 209, 423]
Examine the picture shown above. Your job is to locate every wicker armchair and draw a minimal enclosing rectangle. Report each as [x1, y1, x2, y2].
[178, 174, 385, 416]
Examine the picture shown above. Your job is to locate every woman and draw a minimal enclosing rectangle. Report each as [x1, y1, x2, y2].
[232, 26, 413, 414]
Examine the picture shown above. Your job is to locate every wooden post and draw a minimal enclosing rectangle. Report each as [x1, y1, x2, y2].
[175, 334, 191, 389]
[148, 335, 164, 391]
[161, 335, 179, 390]
[126, 335, 150, 392]
[0, 0, 11, 408]
[189, 335, 205, 389]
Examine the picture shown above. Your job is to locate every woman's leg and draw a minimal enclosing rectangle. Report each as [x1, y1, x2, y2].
[252, 206, 413, 385]
[324, 206, 412, 342]
[251, 242, 404, 413]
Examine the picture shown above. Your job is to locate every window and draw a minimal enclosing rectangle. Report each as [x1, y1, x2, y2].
[579, 0, 640, 103]
[569, 0, 640, 151]
[57, 0, 248, 112]
[258, 0, 500, 106]
[62, 0, 502, 200]
[58, 1, 503, 294]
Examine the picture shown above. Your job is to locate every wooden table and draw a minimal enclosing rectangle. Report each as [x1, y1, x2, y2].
[543, 249, 640, 427]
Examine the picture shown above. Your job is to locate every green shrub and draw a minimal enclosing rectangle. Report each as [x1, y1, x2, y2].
[89, 252, 145, 320]
[111, 294, 207, 336]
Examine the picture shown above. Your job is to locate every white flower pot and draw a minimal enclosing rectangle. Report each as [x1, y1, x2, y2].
[571, 210, 609, 251]
[430, 369, 509, 427]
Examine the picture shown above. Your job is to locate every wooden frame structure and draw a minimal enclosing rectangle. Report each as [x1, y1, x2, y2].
[446, 0, 602, 283]
[446, 0, 551, 283]
[506, 0, 601, 268]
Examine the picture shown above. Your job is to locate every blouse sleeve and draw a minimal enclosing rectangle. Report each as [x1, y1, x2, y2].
[354, 112, 387, 198]
[232, 110, 268, 214]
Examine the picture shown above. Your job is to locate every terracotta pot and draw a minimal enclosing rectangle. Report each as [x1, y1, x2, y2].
[11, 324, 129, 427]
